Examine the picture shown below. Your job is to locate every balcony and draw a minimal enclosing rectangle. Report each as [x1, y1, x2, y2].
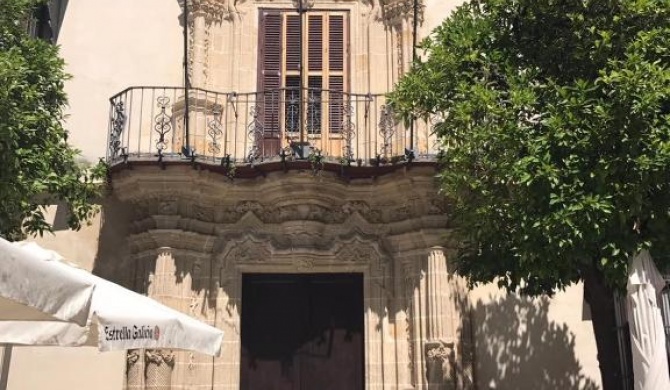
[107, 87, 439, 177]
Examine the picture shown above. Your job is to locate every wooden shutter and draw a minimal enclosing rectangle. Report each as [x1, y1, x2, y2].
[285, 14, 300, 72]
[329, 76, 344, 133]
[308, 15, 323, 72]
[328, 14, 346, 133]
[329, 15, 344, 72]
[258, 10, 282, 137]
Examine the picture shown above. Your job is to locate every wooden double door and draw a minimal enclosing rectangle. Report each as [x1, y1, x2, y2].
[240, 273, 364, 390]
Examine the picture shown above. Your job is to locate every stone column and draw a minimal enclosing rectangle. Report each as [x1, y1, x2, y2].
[424, 247, 456, 390]
[145, 349, 175, 390]
[126, 248, 177, 390]
[125, 350, 143, 390]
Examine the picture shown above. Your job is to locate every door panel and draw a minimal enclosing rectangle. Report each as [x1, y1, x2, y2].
[240, 273, 364, 390]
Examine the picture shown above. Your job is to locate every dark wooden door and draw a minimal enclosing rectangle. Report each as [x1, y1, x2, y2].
[240, 273, 364, 390]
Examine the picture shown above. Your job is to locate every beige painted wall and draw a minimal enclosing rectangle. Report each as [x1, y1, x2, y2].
[469, 283, 602, 389]
[2, 206, 126, 390]
[422, 0, 462, 35]
[3, 0, 183, 385]
[58, 0, 184, 163]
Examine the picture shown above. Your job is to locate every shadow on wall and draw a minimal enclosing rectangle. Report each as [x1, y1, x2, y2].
[473, 294, 599, 390]
[91, 195, 134, 289]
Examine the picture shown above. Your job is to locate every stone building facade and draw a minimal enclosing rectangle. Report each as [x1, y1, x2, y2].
[111, 166, 473, 389]
[2, 1, 603, 389]
[100, 1, 478, 388]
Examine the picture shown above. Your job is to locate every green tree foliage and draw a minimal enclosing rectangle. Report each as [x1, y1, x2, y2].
[0, 0, 106, 240]
[390, 1, 669, 388]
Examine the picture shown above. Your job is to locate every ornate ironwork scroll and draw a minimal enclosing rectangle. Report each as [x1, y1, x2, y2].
[109, 101, 126, 158]
[247, 105, 265, 163]
[285, 90, 300, 134]
[154, 96, 173, 157]
[378, 104, 396, 158]
[341, 100, 356, 162]
[207, 104, 224, 157]
[307, 90, 321, 135]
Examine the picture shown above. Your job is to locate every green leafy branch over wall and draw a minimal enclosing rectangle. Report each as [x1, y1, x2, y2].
[0, 0, 107, 240]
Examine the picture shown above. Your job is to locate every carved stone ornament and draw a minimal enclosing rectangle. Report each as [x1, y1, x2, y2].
[127, 349, 141, 366]
[217, 200, 384, 224]
[380, 0, 424, 26]
[425, 341, 456, 390]
[189, 0, 236, 20]
[145, 349, 176, 367]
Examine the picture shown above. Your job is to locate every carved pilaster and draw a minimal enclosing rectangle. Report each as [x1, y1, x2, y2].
[424, 247, 458, 389]
[403, 261, 417, 387]
[147, 247, 177, 308]
[145, 349, 176, 390]
[125, 349, 143, 390]
[426, 247, 449, 340]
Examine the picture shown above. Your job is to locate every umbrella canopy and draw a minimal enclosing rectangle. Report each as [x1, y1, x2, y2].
[627, 250, 670, 390]
[0, 238, 223, 357]
[0, 239, 94, 326]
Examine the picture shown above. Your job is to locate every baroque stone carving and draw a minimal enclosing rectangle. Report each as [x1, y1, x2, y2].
[158, 199, 178, 215]
[130, 193, 446, 227]
[337, 242, 376, 264]
[193, 204, 215, 222]
[190, 0, 237, 21]
[219, 200, 384, 224]
[381, 0, 424, 26]
[145, 349, 176, 367]
[228, 241, 271, 264]
[425, 341, 456, 390]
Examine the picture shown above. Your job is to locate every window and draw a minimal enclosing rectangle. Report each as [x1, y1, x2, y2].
[258, 9, 348, 140]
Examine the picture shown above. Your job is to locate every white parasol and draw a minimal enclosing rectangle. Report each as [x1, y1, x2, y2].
[627, 250, 670, 390]
[0, 237, 223, 356]
[0, 239, 94, 326]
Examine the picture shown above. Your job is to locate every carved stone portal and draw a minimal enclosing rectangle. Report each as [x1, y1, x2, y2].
[115, 166, 471, 389]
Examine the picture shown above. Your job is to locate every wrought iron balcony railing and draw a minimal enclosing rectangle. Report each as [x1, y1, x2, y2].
[107, 87, 439, 170]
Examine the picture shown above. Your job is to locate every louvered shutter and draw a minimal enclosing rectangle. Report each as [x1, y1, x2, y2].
[329, 15, 344, 72]
[258, 10, 282, 136]
[286, 14, 301, 72]
[328, 14, 345, 133]
[306, 15, 324, 134]
[308, 15, 323, 72]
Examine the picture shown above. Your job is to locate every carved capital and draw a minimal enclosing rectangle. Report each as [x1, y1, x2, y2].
[127, 349, 141, 366]
[145, 349, 176, 367]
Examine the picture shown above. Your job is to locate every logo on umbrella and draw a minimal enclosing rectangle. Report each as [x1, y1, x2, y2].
[154, 326, 160, 340]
